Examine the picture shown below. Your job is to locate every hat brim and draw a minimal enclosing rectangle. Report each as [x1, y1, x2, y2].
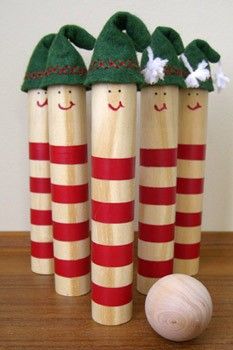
[21, 79, 45, 93]
[140, 75, 186, 89]
[85, 67, 144, 89]
[40, 74, 87, 89]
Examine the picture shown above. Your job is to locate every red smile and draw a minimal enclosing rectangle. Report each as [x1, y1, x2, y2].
[154, 103, 167, 112]
[108, 101, 124, 111]
[37, 99, 48, 108]
[58, 101, 75, 110]
[187, 102, 202, 110]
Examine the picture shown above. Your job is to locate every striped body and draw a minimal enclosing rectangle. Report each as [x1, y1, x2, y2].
[48, 85, 90, 296]
[28, 89, 53, 275]
[137, 86, 179, 294]
[174, 89, 208, 275]
[91, 84, 136, 325]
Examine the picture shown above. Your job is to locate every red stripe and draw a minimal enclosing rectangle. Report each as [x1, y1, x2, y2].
[30, 177, 51, 193]
[51, 184, 88, 204]
[92, 283, 132, 306]
[176, 212, 202, 227]
[92, 242, 133, 267]
[29, 142, 50, 161]
[140, 148, 177, 167]
[92, 156, 135, 180]
[92, 200, 134, 224]
[30, 209, 52, 225]
[31, 241, 53, 259]
[138, 258, 173, 278]
[53, 221, 89, 241]
[54, 256, 90, 277]
[50, 145, 87, 164]
[175, 242, 200, 259]
[178, 144, 206, 160]
[140, 185, 176, 205]
[177, 178, 204, 194]
[139, 222, 174, 242]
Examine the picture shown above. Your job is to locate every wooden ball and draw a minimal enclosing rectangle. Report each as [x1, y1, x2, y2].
[145, 274, 212, 342]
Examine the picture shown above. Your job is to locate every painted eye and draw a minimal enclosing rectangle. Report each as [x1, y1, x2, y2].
[69, 90, 72, 94]
[37, 91, 40, 94]
[155, 92, 158, 95]
[188, 92, 191, 96]
[163, 92, 167, 95]
[108, 90, 111, 93]
[196, 92, 199, 96]
[58, 91, 61, 94]
[118, 89, 121, 93]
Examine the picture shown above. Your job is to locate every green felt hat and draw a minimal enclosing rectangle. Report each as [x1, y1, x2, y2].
[85, 12, 151, 87]
[180, 39, 228, 91]
[41, 25, 95, 88]
[21, 34, 55, 92]
[141, 26, 186, 88]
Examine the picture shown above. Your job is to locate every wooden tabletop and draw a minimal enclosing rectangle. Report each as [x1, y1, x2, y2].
[1, 232, 233, 349]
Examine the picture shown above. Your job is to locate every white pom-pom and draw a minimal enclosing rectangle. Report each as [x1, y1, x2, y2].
[181, 54, 210, 88]
[141, 46, 168, 85]
[215, 60, 230, 92]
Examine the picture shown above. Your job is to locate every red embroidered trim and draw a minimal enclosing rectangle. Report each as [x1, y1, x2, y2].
[164, 66, 186, 77]
[25, 65, 87, 80]
[89, 60, 186, 77]
[89, 59, 139, 71]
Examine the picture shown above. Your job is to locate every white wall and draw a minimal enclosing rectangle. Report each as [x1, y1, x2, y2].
[0, 0, 232, 231]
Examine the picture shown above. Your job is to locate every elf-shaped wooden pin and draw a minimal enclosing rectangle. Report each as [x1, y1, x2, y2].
[21, 34, 55, 275]
[85, 12, 150, 325]
[174, 40, 229, 275]
[41, 25, 95, 296]
[137, 27, 186, 295]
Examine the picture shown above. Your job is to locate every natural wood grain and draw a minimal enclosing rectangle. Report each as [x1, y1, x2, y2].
[53, 238, 90, 260]
[145, 274, 213, 342]
[50, 163, 88, 186]
[175, 226, 202, 244]
[140, 86, 178, 149]
[48, 85, 87, 146]
[176, 193, 203, 213]
[178, 89, 208, 145]
[174, 89, 208, 276]
[47, 85, 90, 297]
[30, 193, 51, 211]
[138, 240, 174, 261]
[92, 178, 135, 203]
[91, 221, 134, 245]
[177, 159, 205, 179]
[28, 89, 53, 275]
[138, 86, 179, 295]
[139, 203, 175, 225]
[91, 262, 133, 287]
[91, 83, 136, 158]
[28, 89, 49, 143]
[91, 84, 136, 325]
[139, 166, 177, 188]
[0, 232, 233, 349]
[52, 202, 88, 223]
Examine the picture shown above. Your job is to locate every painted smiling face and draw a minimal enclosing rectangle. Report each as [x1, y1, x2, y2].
[140, 86, 179, 149]
[92, 84, 137, 158]
[107, 85, 126, 112]
[28, 89, 49, 142]
[54, 86, 76, 111]
[181, 89, 209, 113]
[34, 89, 48, 108]
[179, 88, 208, 144]
[48, 85, 86, 146]
[153, 86, 169, 112]
[186, 90, 202, 111]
